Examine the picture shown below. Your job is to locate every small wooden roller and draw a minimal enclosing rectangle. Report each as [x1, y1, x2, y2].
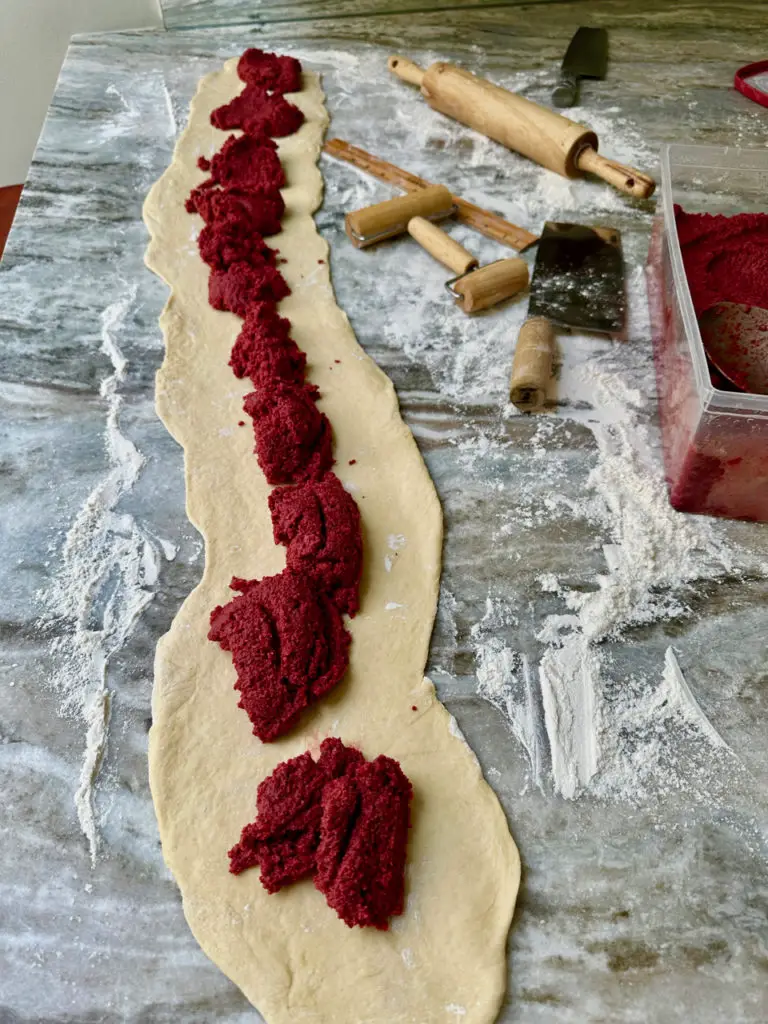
[449, 258, 529, 314]
[345, 184, 453, 247]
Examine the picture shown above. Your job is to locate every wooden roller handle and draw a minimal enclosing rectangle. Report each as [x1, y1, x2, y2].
[452, 257, 529, 314]
[407, 217, 478, 275]
[388, 55, 425, 87]
[510, 317, 555, 411]
[576, 147, 656, 199]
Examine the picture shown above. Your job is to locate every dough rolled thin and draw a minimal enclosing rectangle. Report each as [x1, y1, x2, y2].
[143, 57, 520, 1024]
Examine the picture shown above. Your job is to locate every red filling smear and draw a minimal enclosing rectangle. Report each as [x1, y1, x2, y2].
[244, 382, 333, 483]
[209, 261, 290, 316]
[228, 738, 364, 890]
[269, 473, 362, 616]
[675, 206, 768, 316]
[315, 756, 412, 930]
[229, 302, 306, 386]
[186, 186, 285, 236]
[212, 86, 305, 138]
[237, 47, 303, 94]
[208, 573, 350, 742]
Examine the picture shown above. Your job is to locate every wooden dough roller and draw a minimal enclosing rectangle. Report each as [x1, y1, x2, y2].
[346, 189, 529, 313]
[388, 56, 655, 200]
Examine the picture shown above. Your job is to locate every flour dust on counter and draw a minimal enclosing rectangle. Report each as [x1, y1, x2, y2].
[38, 286, 177, 862]
[462, 255, 766, 808]
[315, 49, 768, 809]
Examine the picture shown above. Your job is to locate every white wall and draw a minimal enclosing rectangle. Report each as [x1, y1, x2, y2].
[0, 0, 163, 186]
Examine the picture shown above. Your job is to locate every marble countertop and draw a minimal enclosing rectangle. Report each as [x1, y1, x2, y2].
[3, 3, 768, 1021]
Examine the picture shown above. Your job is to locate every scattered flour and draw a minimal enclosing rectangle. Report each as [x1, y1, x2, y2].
[39, 290, 175, 861]
[359, 61, 768, 803]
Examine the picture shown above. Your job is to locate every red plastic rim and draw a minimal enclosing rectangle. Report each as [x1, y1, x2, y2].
[734, 60, 768, 108]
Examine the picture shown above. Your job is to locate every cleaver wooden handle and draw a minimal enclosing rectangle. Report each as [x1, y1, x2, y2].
[510, 317, 555, 411]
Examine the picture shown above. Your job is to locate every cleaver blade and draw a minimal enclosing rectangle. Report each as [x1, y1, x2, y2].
[552, 26, 608, 108]
[528, 221, 625, 335]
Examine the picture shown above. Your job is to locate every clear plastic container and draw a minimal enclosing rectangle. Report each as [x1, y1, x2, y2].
[646, 143, 768, 522]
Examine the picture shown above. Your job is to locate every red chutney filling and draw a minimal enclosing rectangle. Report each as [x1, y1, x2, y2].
[315, 755, 412, 930]
[186, 186, 285, 236]
[243, 382, 333, 484]
[269, 473, 363, 616]
[212, 87, 304, 138]
[229, 738, 363, 890]
[229, 302, 306, 386]
[229, 738, 412, 930]
[198, 221, 276, 271]
[208, 573, 350, 742]
[237, 47, 303, 93]
[209, 260, 290, 316]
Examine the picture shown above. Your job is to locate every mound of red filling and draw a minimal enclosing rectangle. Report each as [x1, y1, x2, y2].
[269, 473, 362, 616]
[208, 573, 350, 742]
[229, 738, 412, 930]
[244, 382, 333, 484]
[229, 303, 306, 386]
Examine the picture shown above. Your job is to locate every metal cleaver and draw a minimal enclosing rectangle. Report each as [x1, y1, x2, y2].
[528, 221, 625, 335]
[552, 27, 609, 108]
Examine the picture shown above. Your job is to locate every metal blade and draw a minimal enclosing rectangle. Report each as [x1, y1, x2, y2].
[561, 27, 608, 80]
[528, 222, 625, 334]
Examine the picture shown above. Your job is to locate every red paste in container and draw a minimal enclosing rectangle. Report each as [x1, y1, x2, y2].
[675, 206, 768, 315]
[244, 382, 333, 484]
[208, 574, 350, 742]
[229, 738, 412, 930]
[649, 209, 768, 521]
[269, 473, 363, 616]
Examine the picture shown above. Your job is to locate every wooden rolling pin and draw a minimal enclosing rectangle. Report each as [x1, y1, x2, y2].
[388, 56, 655, 200]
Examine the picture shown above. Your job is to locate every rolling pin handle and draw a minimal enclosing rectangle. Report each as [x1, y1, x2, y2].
[388, 55, 426, 87]
[576, 146, 656, 199]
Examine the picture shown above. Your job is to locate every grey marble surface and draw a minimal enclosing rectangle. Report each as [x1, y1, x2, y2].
[3, 4, 768, 1022]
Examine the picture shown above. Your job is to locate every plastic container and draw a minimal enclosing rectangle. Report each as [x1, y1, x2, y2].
[646, 143, 768, 522]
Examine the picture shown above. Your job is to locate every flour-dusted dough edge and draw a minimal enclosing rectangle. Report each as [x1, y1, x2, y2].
[143, 58, 520, 1024]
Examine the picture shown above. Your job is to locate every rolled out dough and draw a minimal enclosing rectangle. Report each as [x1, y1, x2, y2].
[143, 58, 520, 1024]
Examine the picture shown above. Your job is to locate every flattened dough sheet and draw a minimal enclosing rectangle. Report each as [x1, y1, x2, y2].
[143, 58, 520, 1024]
